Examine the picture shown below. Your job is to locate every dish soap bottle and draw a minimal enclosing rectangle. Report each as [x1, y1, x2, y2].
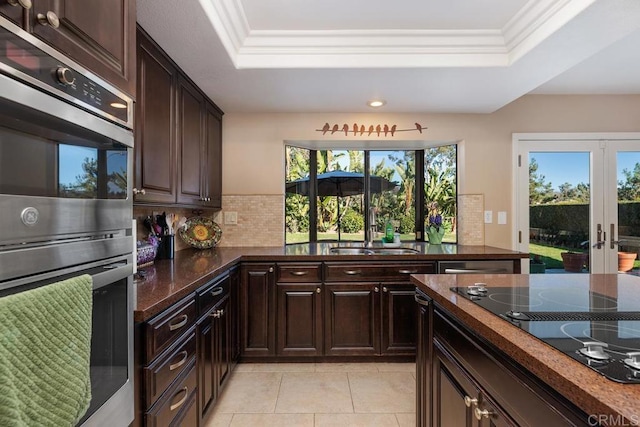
[385, 219, 394, 243]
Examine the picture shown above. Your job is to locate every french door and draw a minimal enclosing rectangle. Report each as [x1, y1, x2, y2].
[514, 133, 640, 274]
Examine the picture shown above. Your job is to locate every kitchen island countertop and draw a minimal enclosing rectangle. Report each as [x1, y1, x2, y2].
[411, 273, 640, 425]
[134, 242, 527, 321]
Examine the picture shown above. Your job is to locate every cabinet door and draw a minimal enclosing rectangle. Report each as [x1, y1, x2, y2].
[31, 0, 136, 96]
[134, 30, 177, 204]
[432, 343, 478, 427]
[415, 291, 432, 427]
[324, 283, 380, 356]
[176, 75, 205, 206]
[240, 264, 276, 357]
[433, 343, 513, 427]
[229, 267, 240, 363]
[197, 312, 214, 419]
[203, 101, 222, 208]
[214, 297, 231, 391]
[381, 284, 416, 355]
[276, 283, 323, 356]
[0, 1, 26, 27]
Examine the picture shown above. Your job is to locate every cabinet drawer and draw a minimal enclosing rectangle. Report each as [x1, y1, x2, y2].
[324, 262, 435, 282]
[198, 275, 230, 315]
[277, 263, 322, 282]
[145, 360, 197, 427]
[145, 294, 197, 363]
[144, 329, 197, 408]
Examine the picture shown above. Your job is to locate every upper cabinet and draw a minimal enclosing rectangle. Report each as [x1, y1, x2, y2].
[134, 27, 223, 209]
[134, 30, 177, 204]
[0, 0, 27, 26]
[0, 0, 136, 97]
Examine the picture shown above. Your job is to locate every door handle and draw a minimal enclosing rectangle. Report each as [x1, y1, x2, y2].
[610, 224, 625, 249]
[593, 224, 605, 249]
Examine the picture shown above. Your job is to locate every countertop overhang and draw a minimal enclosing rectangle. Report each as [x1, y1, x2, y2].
[411, 273, 640, 425]
[134, 243, 527, 321]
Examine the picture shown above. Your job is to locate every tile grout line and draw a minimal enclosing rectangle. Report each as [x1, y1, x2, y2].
[346, 370, 356, 414]
[273, 372, 285, 414]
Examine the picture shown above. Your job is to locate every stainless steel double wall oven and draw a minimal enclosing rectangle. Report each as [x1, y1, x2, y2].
[0, 16, 134, 426]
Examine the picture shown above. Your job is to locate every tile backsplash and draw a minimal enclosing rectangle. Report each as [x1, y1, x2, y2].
[134, 194, 284, 250]
[134, 193, 482, 250]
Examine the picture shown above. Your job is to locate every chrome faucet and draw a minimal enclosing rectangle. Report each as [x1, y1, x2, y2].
[365, 208, 376, 248]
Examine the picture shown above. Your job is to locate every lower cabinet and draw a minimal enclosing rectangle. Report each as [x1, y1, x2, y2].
[276, 282, 323, 356]
[240, 263, 276, 357]
[415, 299, 590, 427]
[197, 274, 232, 422]
[137, 270, 238, 427]
[415, 289, 431, 427]
[323, 283, 380, 356]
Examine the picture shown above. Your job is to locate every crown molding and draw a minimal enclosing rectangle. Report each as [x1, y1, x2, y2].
[201, 0, 598, 68]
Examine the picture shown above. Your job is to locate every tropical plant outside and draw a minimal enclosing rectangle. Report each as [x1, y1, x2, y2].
[285, 145, 457, 244]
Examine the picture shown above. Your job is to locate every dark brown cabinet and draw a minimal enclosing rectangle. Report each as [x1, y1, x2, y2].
[134, 27, 223, 208]
[414, 300, 590, 427]
[276, 263, 323, 356]
[176, 75, 205, 206]
[415, 289, 431, 427]
[197, 274, 232, 422]
[31, 0, 136, 96]
[381, 284, 417, 355]
[135, 31, 177, 204]
[0, 1, 26, 26]
[240, 263, 276, 357]
[324, 262, 434, 357]
[324, 282, 380, 356]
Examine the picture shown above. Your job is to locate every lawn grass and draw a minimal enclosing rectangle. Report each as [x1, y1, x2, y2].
[528, 243, 579, 269]
[529, 243, 640, 270]
[285, 231, 456, 245]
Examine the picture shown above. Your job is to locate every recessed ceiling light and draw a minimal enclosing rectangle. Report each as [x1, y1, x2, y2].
[367, 100, 386, 108]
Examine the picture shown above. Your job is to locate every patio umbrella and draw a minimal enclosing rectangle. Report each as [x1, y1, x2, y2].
[285, 170, 397, 240]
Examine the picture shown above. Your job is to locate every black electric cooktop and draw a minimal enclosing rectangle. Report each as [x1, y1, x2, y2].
[450, 281, 640, 384]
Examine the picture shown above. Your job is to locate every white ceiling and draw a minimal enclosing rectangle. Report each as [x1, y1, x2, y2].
[136, 0, 640, 114]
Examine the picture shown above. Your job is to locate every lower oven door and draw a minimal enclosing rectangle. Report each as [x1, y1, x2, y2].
[0, 255, 135, 427]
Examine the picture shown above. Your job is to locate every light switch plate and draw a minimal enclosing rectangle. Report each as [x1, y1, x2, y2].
[498, 211, 507, 225]
[224, 211, 238, 225]
[484, 210, 493, 224]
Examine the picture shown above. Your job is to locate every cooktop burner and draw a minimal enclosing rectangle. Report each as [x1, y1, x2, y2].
[451, 284, 640, 383]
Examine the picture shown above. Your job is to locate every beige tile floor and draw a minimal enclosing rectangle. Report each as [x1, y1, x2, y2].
[203, 363, 416, 427]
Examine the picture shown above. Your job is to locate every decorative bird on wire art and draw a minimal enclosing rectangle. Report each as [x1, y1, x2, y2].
[315, 122, 427, 136]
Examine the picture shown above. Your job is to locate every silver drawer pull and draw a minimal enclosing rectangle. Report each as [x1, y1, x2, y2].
[344, 270, 362, 275]
[290, 271, 308, 276]
[211, 287, 224, 296]
[414, 293, 430, 306]
[169, 351, 188, 371]
[398, 269, 418, 274]
[168, 314, 188, 331]
[170, 387, 188, 411]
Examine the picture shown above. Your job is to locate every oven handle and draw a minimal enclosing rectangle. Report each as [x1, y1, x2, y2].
[91, 262, 133, 291]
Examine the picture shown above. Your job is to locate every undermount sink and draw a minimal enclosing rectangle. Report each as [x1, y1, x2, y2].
[329, 247, 374, 255]
[329, 247, 420, 255]
[371, 248, 420, 255]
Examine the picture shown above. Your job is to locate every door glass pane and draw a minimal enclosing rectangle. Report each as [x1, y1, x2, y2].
[370, 150, 412, 242]
[317, 149, 364, 242]
[424, 146, 457, 243]
[284, 146, 310, 244]
[528, 152, 590, 273]
[616, 152, 640, 274]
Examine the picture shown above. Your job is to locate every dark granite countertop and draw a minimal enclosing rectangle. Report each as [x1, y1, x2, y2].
[134, 242, 527, 322]
[411, 273, 640, 425]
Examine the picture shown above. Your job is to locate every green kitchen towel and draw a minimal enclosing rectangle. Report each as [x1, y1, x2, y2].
[0, 274, 93, 427]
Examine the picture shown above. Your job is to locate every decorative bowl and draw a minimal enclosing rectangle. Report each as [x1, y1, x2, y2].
[178, 217, 222, 249]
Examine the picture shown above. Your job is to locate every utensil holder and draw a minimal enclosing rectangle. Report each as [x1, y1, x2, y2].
[157, 235, 175, 260]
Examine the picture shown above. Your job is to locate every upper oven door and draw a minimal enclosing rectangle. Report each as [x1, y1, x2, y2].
[0, 70, 133, 246]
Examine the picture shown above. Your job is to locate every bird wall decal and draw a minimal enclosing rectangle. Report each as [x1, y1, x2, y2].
[315, 122, 427, 137]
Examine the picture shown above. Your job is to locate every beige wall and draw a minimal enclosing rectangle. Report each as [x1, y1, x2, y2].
[221, 95, 640, 249]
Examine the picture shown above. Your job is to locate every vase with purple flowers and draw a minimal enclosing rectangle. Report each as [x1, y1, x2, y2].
[426, 201, 445, 244]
